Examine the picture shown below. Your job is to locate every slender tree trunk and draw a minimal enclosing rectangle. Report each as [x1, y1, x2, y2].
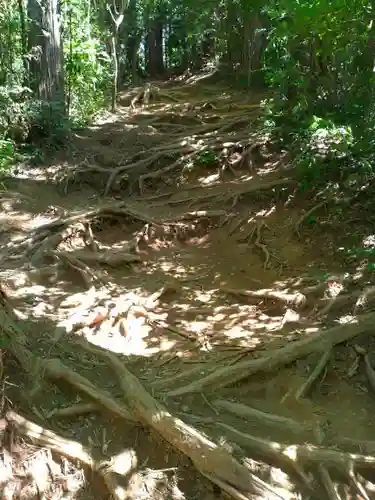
[225, 0, 238, 70]
[124, 0, 138, 83]
[126, 30, 141, 83]
[155, 19, 163, 74]
[106, 4, 125, 113]
[248, 13, 267, 87]
[110, 34, 118, 112]
[17, 0, 28, 78]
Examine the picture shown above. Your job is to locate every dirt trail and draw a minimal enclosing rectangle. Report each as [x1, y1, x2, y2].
[1, 77, 375, 500]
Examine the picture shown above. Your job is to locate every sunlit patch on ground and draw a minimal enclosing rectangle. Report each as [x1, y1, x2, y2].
[1, 79, 375, 500]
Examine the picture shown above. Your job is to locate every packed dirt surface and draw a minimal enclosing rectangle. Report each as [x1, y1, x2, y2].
[1, 74, 375, 500]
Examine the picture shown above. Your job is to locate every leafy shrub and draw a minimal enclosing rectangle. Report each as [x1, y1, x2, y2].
[65, 38, 112, 125]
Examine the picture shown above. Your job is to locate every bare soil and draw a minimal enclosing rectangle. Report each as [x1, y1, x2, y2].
[0, 74, 374, 500]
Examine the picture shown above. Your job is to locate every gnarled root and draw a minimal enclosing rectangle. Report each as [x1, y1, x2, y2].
[167, 311, 375, 396]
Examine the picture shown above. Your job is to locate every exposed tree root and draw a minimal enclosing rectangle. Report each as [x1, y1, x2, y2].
[14, 202, 157, 284]
[69, 99, 269, 196]
[167, 311, 375, 396]
[199, 469, 290, 500]
[252, 221, 272, 268]
[294, 349, 331, 400]
[0, 292, 296, 500]
[3, 271, 375, 500]
[46, 402, 100, 419]
[5, 410, 135, 500]
[138, 150, 197, 194]
[56, 248, 141, 267]
[50, 249, 105, 288]
[5, 82, 375, 500]
[221, 286, 306, 308]
[218, 423, 312, 490]
[219, 423, 375, 491]
[213, 400, 307, 437]
[145, 177, 295, 207]
[103, 144, 196, 195]
[313, 426, 341, 500]
[295, 200, 328, 238]
[0, 304, 135, 422]
[164, 209, 227, 222]
[30, 225, 79, 265]
[80, 340, 293, 500]
[354, 345, 375, 395]
[130, 82, 159, 108]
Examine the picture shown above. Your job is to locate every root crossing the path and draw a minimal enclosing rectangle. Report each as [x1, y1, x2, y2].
[2, 79, 375, 500]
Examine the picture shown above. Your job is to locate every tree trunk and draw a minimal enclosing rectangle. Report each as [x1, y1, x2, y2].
[106, 4, 126, 113]
[146, 17, 164, 77]
[123, 0, 139, 84]
[110, 34, 118, 112]
[126, 33, 141, 83]
[201, 33, 214, 61]
[27, 0, 65, 104]
[17, 0, 28, 78]
[248, 13, 268, 87]
[27, 0, 65, 135]
[224, 0, 238, 70]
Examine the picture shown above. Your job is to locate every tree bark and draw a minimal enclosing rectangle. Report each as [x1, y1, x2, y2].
[27, 0, 66, 134]
[146, 17, 164, 77]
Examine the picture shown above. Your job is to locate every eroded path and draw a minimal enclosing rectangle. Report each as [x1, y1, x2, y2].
[1, 76, 375, 500]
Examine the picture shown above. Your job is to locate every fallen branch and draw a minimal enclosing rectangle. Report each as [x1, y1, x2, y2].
[167, 311, 375, 396]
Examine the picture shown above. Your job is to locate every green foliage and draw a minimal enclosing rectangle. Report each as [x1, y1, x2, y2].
[0, 85, 31, 140]
[1, 0, 375, 196]
[65, 38, 111, 124]
[0, 139, 17, 170]
[184, 150, 219, 172]
[64, 0, 113, 124]
[196, 150, 218, 167]
[262, 0, 375, 190]
[0, 0, 24, 86]
[296, 117, 354, 185]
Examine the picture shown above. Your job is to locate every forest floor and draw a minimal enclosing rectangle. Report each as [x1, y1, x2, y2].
[1, 73, 375, 500]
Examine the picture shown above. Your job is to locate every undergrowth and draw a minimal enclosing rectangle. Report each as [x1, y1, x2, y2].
[262, 96, 375, 198]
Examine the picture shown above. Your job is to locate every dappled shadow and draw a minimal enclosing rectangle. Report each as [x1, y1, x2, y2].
[52, 79, 274, 197]
[3, 79, 375, 499]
